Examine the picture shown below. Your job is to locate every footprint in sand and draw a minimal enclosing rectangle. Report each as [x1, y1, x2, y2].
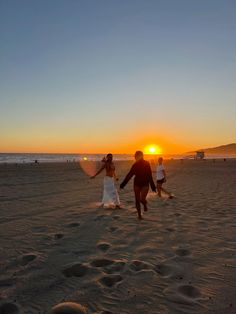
[97, 242, 111, 252]
[62, 263, 89, 277]
[175, 248, 191, 257]
[51, 301, 88, 314]
[164, 284, 201, 304]
[129, 260, 152, 272]
[177, 284, 201, 299]
[0, 278, 16, 288]
[90, 258, 114, 268]
[166, 227, 175, 232]
[154, 262, 183, 279]
[31, 225, 48, 232]
[94, 215, 108, 221]
[54, 233, 64, 240]
[174, 213, 181, 217]
[66, 222, 80, 228]
[104, 260, 126, 274]
[108, 226, 118, 233]
[99, 274, 123, 287]
[0, 302, 19, 314]
[112, 215, 120, 220]
[20, 253, 37, 266]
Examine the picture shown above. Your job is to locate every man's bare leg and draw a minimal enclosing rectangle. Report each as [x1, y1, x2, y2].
[134, 186, 142, 219]
[157, 183, 162, 197]
[140, 186, 149, 211]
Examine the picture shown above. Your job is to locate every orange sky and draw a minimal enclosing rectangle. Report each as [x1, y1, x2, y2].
[0, 130, 200, 155]
[1, 119, 234, 154]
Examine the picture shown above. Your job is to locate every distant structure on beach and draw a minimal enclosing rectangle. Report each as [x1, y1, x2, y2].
[195, 151, 205, 160]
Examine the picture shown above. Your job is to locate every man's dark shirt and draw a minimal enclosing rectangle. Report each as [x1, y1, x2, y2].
[120, 159, 156, 191]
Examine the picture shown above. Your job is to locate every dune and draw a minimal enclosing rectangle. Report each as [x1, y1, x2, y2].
[0, 159, 235, 313]
[187, 143, 236, 155]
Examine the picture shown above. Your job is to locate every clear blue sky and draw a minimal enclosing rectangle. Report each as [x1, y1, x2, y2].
[0, 0, 235, 153]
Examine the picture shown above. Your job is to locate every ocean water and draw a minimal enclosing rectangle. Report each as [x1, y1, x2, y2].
[0, 153, 234, 164]
[0, 153, 134, 164]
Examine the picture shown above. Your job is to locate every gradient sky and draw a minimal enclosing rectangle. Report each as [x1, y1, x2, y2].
[1, 0, 235, 154]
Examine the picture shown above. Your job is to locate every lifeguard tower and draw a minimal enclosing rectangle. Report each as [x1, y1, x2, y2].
[195, 151, 205, 160]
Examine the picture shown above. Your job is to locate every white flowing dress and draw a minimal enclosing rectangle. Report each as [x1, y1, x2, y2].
[102, 176, 120, 207]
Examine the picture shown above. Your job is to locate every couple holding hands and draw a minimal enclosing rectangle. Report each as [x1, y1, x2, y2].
[91, 151, 173, 219]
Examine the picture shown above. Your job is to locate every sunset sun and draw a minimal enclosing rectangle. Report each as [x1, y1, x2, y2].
[144, 144, 162, 155]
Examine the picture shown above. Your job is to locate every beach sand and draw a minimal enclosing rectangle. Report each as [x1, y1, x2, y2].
[0, 159, 235, 314]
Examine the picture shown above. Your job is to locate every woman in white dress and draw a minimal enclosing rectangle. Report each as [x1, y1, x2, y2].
[91, 154, 121, 208]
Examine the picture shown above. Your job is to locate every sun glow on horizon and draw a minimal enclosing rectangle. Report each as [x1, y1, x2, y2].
[144, 144, 162, 155]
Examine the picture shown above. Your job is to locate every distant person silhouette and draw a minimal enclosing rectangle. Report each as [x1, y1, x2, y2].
[156, 157, 173, 199]
[120, 151, 156, 219]
[91, 154, 120, 208]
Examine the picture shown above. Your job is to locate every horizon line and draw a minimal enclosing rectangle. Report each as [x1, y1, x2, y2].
[0, 151, 184, 155]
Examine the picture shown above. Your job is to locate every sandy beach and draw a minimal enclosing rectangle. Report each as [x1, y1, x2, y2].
[0, 159, 235, 314]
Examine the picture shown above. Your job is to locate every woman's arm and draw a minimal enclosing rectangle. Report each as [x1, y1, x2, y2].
[91, 164, 105, 179]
